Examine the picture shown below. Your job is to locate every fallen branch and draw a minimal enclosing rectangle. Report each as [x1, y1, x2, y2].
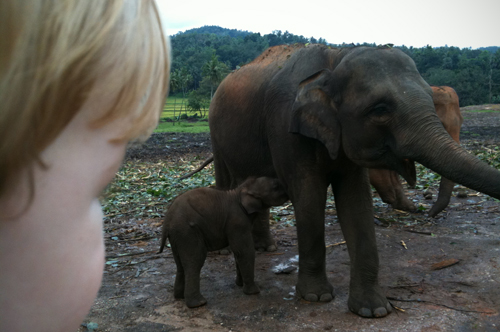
[405, 230, 433, 236]
[106, 236, 155, 243]
[326, 241, 346, 248]
[387, 297, 495, 314]
[108, 255, 171, 275]
[106, 250, 158, 259]
[431, 258, 460, 270]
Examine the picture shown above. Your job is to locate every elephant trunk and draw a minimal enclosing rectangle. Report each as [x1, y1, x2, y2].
[428, 177, 454, 217]
[402, 119, 500, 200]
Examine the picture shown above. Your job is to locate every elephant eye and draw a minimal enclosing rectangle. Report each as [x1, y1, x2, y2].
[368, 103, 392, 122]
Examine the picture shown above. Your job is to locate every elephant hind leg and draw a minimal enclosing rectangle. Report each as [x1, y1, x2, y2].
[213, 153, 234, 190]
[172, 249, 185, 299]
[178, 242, 208, 308]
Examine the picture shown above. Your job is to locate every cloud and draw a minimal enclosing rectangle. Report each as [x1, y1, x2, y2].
[156, 0, 500, 48]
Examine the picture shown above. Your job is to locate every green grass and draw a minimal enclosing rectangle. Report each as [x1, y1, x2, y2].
[155, 96, 210, 133]
[155, 120, 210, 133]
[162, 96, 209, 119]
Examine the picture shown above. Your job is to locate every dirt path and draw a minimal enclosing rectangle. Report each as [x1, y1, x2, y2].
[81, 107, 500, 332]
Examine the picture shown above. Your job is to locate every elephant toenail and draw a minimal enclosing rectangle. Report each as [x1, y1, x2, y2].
[304, 293, 319, 302]
[319, 293, 333, 302]
[358, 308, 372, 317]
[374, 307, 388, 317]
[386, 302, 393, 313]
[267, 245, 277, 252]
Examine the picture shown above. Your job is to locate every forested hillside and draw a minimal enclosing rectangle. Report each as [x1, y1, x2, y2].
[170, 26, 500, 107]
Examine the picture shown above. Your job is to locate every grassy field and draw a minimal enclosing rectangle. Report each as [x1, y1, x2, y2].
[155, 96, 210, 133]
[161, 96, 209, 119]
[155, 120, 209, 133]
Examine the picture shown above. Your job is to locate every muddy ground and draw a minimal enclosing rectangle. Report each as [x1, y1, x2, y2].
[81, 106, 500, 332]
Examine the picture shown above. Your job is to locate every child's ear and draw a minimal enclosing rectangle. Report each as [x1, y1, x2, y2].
[240, 189, 263, 214]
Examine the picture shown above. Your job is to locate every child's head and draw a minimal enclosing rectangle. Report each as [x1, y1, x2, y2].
[0, 0, 170, 198]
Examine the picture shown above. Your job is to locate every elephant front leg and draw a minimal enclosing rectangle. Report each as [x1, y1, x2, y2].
[333, 166, 391, 318]
[292, 180, 334, 302]
[229, 231, 260, 295]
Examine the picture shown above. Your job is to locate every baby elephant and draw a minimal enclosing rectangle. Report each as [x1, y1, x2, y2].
[158, 177, 288, 308]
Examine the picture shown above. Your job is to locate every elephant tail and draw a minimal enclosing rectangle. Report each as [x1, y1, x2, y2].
[178, 156, 214, 180]
[158, 220, 169, 253]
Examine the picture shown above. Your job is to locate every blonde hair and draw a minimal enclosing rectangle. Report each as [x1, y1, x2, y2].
[0, 0, 170, 199]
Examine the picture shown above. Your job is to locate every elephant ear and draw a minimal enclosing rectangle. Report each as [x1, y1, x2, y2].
[240, 188, 263, 215]
[289, 69, 340, 160]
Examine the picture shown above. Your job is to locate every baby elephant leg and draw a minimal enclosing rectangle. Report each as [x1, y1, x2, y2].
[176, 241, 208, 308]
[230, 233, 260, 295]
[172, 251, 185, 299]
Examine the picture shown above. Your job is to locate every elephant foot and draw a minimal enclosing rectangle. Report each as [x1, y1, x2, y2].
[296, 276, 334, 302]
[242, 283, 260, 295]
[391, 198, 416, 212]
[253, 235, 277, 252]
[218, 247, 232, 255]
[174, 288, 184, 299]
[173, 280, 184, 299]
[185, 294, 207, 308]
[348, 286, 392, 318]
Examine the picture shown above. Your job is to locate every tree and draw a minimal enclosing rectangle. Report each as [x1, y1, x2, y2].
[169, 70, 181, 121]
[202, 53, 229, 100]
[176, 67, 193, 117]
[187, 90, 210, 118]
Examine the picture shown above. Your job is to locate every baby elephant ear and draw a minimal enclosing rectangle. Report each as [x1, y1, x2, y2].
[240, 189, 263, 215]
[289, 69, 340, 160]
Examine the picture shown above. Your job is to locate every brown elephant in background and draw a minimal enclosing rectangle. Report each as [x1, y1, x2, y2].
[369, 86, 463, 217]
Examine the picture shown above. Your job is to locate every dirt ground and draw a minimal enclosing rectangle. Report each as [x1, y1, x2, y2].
[81, 106, 500, 332]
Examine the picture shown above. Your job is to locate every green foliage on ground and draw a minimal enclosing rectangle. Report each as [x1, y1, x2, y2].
[100, 159, 215, 220]
[100, 138, 500, 222]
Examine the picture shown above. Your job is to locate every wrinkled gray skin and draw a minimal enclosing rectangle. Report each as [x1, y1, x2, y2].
[159, 177, 288, 308]
[369, 85, 464, 217]
[208, 44, 500, 318]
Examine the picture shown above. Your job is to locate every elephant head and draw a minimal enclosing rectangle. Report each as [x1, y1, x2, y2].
[240, 177, 289, 214]
[290, 46, 500, 200]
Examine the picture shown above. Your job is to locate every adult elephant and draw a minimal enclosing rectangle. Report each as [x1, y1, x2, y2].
[208, 44, 500, 318]
[369, 85, 463, 216]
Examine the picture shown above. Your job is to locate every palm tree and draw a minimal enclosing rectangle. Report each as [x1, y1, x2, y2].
[202, 53, 229, 100]
[177, 67, 193, 117]
[169, 70, 181, 121]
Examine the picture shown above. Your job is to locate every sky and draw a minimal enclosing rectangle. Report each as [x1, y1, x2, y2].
[157, 0, 500, 49]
